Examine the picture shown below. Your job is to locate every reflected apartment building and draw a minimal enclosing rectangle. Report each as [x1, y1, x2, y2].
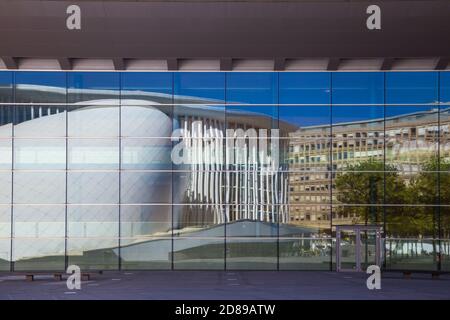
[287, 107, 450, 228]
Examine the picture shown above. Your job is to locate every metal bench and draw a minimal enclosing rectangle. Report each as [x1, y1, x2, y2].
[402, 270, 444, 279]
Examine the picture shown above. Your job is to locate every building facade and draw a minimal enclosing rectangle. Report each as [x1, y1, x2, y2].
[0, 70, 449, 272]
[0, 0, 450, 272]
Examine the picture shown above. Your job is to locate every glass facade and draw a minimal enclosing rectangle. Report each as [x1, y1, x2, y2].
[0, 71, 449, 271]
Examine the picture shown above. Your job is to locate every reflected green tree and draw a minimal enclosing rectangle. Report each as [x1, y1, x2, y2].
[335, 157, 450, 240]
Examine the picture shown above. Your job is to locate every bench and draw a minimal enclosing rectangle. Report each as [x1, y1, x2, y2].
[402, 270, 444, 279]
[23, 272, 97, 281]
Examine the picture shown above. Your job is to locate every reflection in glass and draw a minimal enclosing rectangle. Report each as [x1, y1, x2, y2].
[15, 72, 66, 103]
[332, 72, 383, 105]
[0, 205, 11, 270]
[121, 172, 172, 204]
[121, 205, 172, 238]
[174, 72, 225, 103]
[68, 105, 119, 137]
[13, 205, 65, 271]
[226, 238, 277, 270]
[0, 72, 13, 103]
[385, 106, 438, 172]
[0, 173, 11, 204]
[14, 106, 66, 137]
[68, 138, 119, 170]
[121, 238, 172, 270]
[173, 238, 224, 270]
[0, 139, 12, 169]
[121, 72, 172, 105]
[385, 206, 438, 271]
[14, 172, 65, 204]
[226, 73, 277, 104]
[386, 72, 438, 104]
[14, 139, 66, 169]
[279, 238, 331, 270]
[279, 72, 330, 104]
[173, 205, 225, 237]
[67, 172, 119, 204]
[121, 138, 172, 170]
[67, 205, 119, 270]
[68, 72, 119, 104]
[0, 70, 448, 271]
[0, 106, 13, 138]
[332, 106, 384, 171]
[121, 105, 172, 137]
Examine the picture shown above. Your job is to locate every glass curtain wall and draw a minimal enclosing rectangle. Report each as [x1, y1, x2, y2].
[0, 70, 448, 271]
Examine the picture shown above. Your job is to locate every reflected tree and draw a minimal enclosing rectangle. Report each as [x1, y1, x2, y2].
[334, 159, 406, 224]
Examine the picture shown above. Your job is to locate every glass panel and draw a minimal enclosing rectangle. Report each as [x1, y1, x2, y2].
[0, 139, 12, 169]
[68, 72, 119, 104]
[0, 239, 10, 271]
[67, 205, 119, 270]
[0, 71, 13, 138]
[332, 106, 384, 171]
[440, 174, 450, 271]
[15, 71, 66, 103]
[442, 206, 450, 271]
[0, 106, 13, 138]
[121, 105, 172, 137]
[441, 72, 450, 103]
[440, 106, 450, 168]
[279, 72, 330, 104]
[339, 230, 357, 270]
[121, 238, 172, 270]
[13, 238, 65, 271]
[14, 172, 65, 204]
[12, 205, 65, 271]
[360, 229, 378, 271]
[386, 72, 438, 104]
[14, 105, 66, 137]
[279, 238, 331, 270]
[332, 72, 384, 105]
[173, 238, 224, 270]
[334, 172, 385, 206]
[280, 203, 331, 270]
[385, 206, 438, 270]
[0, 205, 10, 237]
[14, 138, 66, 169]
[226, 206, 277, 237]
[226, 238, 277, 270]
[0, 71, 13, 103]
[67, 172, 119, 204]
[0, 173, 12, 204]
[226, 73, 277, 104]
[172, 105, 225, 171]
[174, 72, 225, 103]
[279, 105, 331, 171]
[333, 206, 383, 226]
[68, 138, 119, 170]
[226, 106, 277, 133]
[68, 105, 119, 137]
[0, 205, 11, 270]
[121, 172, 171, 204]
[121, 72, 172, 104]
[172, 205, 225, 237]
[386, 106, 438, 171]
[121, 138, 172, 170]
[121, 205, 171, 238]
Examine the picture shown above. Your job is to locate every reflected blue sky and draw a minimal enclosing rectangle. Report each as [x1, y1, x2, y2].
[122, 72, 172, 95]
[174, 72, 225, 101]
